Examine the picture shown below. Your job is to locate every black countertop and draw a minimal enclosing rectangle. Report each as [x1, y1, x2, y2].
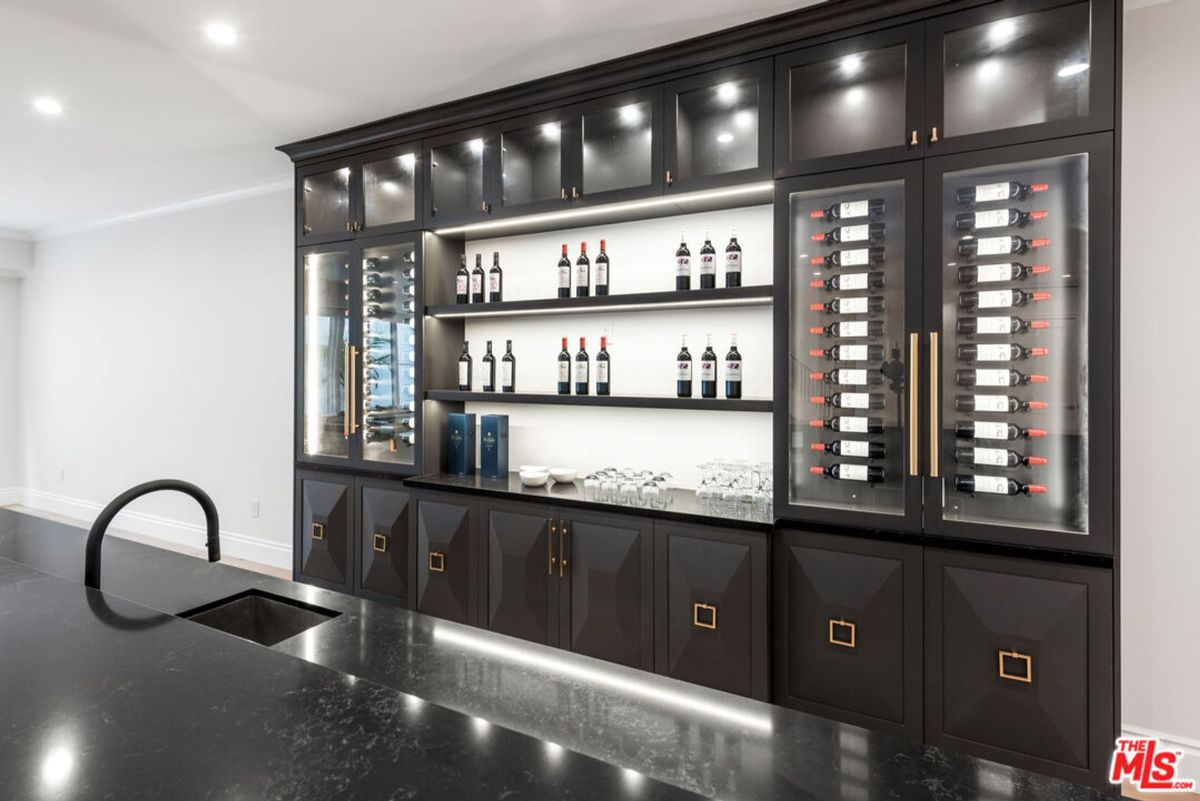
[0, 508, 1110, 801]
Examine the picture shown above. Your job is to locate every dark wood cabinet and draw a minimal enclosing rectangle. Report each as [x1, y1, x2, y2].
[415, 491, 481, 625]
[570, 87, 664, 207]
[774, 529, 923, 739]
[424, 125, 496, 229]
[355, 478, 416, 605]
[357, 142, 423, 236]
[654, 521, 768, 699]
[294, 470, 354, 592]
[482, 500, 556, 645]
[296, 158, 355, 246]
[924, 548, 1114, 786]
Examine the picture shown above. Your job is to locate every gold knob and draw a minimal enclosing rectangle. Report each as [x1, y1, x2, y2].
[561, 188, 567, 201]
[930, 126, 940, 143]
[665, 170, 673, 186]
[571, 187, 579, 200]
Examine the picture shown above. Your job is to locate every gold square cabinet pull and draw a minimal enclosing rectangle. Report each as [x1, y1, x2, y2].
[372, 532, 388, 553]
[998, 650, 1033, 684]
[311, 522, 325, 541]
[828, 618, 856, 648]
[428, 551, 446, 573]
[693, 602, 717, 630]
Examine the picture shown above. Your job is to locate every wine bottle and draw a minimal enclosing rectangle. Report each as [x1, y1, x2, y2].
[810, 320, 885, 338]
[811, 223, 885, 245]
[810, 464, 885, 482]
[596, 336, 610, 395]
[957, 343, 1049, 362]
[811, 272, 885, 292]
[575, 337, 589, 395]
[955, 368, 1048, 387]
[575, 242, 590, 298]
[810, 296, 885, 315]
[958, 289, 1051, 311]
[954, 447, 1047, 468]
[365, 272, 392, 288]
[455, 255, 470, 304]
[487, 252, 503, 302]
[954, 421, 1047, 440]
[557, 338, 571, 395]
[811, 440, 886, 458]
[482, 341, 497, 392]
[953, 474, 1047, 496]
[810, 392, 885, 410]
[809, 344, 884, 362]
[810, 247, 884, 269]
[700, 335, 718, 398]
[676, 336, 693, 397]
[956, 315, 1050, 336]
[955, 208, 1048, 232]
[365, 303, 394, 318]
[956, 262, 1050, 286]
[471, 254, 485, 304]
[809, 416, 884, 434]
[458, 342, 472, 391]
[365, 425, 397, 442]
[725, 334, 742, 399]
[956, 181, 1049, 205]
[501, 340, 516, 393]
[725, 229, 742, 288]
[810, 198, 885, 222]
[958, 235, 1050, 259]
[364, 288, 394, 303]
[955, 395, 1048, 413]
[699, 232, 717, 289]
[595, 239, 610, 296]
[809, 369, 882, 386]
[675, 234, 691, 291]
[557, 244, 571, 299]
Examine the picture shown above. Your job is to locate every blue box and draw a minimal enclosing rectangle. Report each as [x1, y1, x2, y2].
[480, 415, 509, 480]
[447, 413, 476, 476]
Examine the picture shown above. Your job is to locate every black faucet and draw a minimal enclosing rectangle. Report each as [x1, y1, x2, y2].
[84, 479, 221, 589]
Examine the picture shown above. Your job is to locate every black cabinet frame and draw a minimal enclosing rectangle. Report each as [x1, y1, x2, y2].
[423, 125, 499, 229]
[356, 140, 425, 237]
[489, 106, 578, 219]
[568, 85, 665, 208]
[295, 156, 357, 246]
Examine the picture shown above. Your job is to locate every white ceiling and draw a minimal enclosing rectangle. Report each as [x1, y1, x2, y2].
[0, 0, 819, 239]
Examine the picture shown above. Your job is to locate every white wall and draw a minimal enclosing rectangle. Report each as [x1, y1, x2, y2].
[0, 274, 22, 495]
[17, 189, 293, 567]
[1120, 0, 1200, 750]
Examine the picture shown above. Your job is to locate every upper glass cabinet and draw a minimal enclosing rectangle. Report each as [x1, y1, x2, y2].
[496, 110, 574, 216]
[298, 163, 353, 243]
[577, 88, 663, 204]
[360, 146, 419, 233]
[665, 60, 772, 192]
[426, 128, 493, 226]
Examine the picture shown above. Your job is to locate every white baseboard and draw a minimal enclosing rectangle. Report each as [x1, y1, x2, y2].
[15, 488, 291, 570]
[1122, 725, 1200, 761]
[0, 487, 21, 507]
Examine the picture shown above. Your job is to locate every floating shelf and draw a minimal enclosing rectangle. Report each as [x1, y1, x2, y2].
[425, 390, 772, 413]
[426, 285, 773, 319]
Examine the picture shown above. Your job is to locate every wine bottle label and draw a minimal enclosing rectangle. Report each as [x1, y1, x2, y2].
[676, 362, 692, 380]
[970, 447, 1007, 466]
[972, 421, 1010, 440]
[558, 266, 570, 288]
[838, 273, 869, 291]
[577, 362, 588, 383]
[725, 361, 742, 380]
[596, 264, 608, 285]
[700, 254, 716, 275]
[470, 275, 483, 294]
[973, 475, 1010, 494]
[973, 210, 1011, 229]
[489, 274, 500, 293]
[839, 200, 870, 219]
[974, 183, 1010, 203]
[975, 344, 1014, 362]
[837, 416, 870, 433]
[595, 361, 609, 383]
[836, 464, 870, 481]
[976, 290, 1015, 309]
[725, 252, 741, 273]
[839, 440, 871, 458]
[976, 315, 1013, 334]
[835, 321, 870, 337]
[840, 224, 871, 243]
[501, 362, 513, 388]
[676, 256, 690, 276]
[836, 297, 870, 314]
[835, 369, 868, 385]
[573, 265, 586, 287]
[458, 363, 469, 386]
[973, 394, 1009, 413]
[456, 275, 468, 295]
[700, 360, 716, 379]
[840, 248, 870, 266]
[976, 263, 1016, 283]
[558, 361, 570, 382]
[837, 345, 870, 361]
[974, 369, 1010, 387]
[976, 237, 1013, 256]
[840, 392, 870, 409]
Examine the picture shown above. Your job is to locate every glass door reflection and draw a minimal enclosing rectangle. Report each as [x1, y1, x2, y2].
[360, 241, 418, 467]
[579, 89, 661, 202]
[428, 132, 489, 224]
[299, 165, 352, 243]
[498, 112, 570, 215]
[302, 249, 352, 459]
[361, 148, 418, 232]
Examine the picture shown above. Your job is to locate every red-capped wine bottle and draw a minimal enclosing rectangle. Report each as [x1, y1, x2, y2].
[557, 244, 571, 298]
[676, 336, 692, 397]
[488, 252, 503, 302]
[557, 337, 571, 395]
[953, 474, 1047, 496]
[470, 254, 485, 304]
[955, 181, 1049, 205]
[954, 447, 1047, 468]
[724, 230, 742, 288]
[725, 334, 742, 399]
[699, 231, 717, 290]
[675, 233, 691, 291]
[810, 392, 885, 410]
[809, 416, 884, 434]
[810, 247, 884, 269]
[575, 337, 589, 395]
[957, 263, 1050, 286]
[812, 223, 885, 245]
[956, 315, 1050, 336]
[810, 320, 885, 338]
[955, 395, 1048, 413]
[595, 337, 610, 395]
[810, 296, 884, 315]
[810, 198, 885, 222]
[958, 289, 1051, 311]
[954, 421, 1047, 440]
[812, 440, 886, 458]
[811, 272, 885, 292]
[700, 334, 718, 398]
[456, 254, 470, 303]
[809, 369, 882, 386]
[810, 344, 884, 362]
[955, 209, 1048, 232]
[957, 343, 1049, 362]
[595, 239, 609, 296]
[575, 242, 590, 298]
[810, 464, 885, 482]
[955, 368, 1048, 387]
[958, 235, 1050, 259]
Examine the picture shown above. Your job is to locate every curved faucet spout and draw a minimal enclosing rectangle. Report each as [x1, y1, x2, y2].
[84, 479, 221, 589]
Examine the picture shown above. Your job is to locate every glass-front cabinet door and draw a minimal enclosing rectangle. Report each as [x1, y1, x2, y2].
[775, 25, 924, 176]
[359, 144, 420, 235]
[775, 162, 924, 532]
[299, 246, 354, 462]
[575, 88, 663, 206]
[664, 59, 772, 193]
[297, 161, 354, 245]
[925, 0, 1115, 154]
[925, 133, 1113, 554]
[426, 127, 495, 227]
[495, 109, 573, 217]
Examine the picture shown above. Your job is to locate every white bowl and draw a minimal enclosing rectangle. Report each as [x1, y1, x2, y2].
[519, 465, 548, 474]
[519, 470, 550, 487]
[549, 468, 577, 484]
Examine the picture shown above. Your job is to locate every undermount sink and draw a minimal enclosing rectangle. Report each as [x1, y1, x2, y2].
[178, 589, 340, 647]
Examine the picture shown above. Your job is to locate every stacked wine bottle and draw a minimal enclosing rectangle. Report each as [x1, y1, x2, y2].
[951, 181, 1052, 498]
[362, 252, 419, 454]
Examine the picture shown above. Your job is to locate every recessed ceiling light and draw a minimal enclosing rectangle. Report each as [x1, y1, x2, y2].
[205, 22, 238, 46]
[33, 97, 64, 116]
[1057, 62, 1090, 77]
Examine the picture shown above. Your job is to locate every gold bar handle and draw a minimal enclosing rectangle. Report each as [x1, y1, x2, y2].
[428, 551, 446, 573]
[558, 523, 567, 577]
[909, 333, 919, 477]
[311, 522, 325, 541]
[828, 618, 856, 648]
[343, 344, 352, 437]
[909, 130, 919, 147]
[548, 521, 557, 575]
[930, 126, 940, 143]
[998, 650, 1033, 684]
[349, 345, 359, 434]
[373, 532, 387, 553]
[929, 332, 940, 478]
[693, 602, 717, 630]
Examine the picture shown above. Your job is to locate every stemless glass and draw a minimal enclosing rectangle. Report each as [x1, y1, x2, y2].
[584, 473, 600, 502]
